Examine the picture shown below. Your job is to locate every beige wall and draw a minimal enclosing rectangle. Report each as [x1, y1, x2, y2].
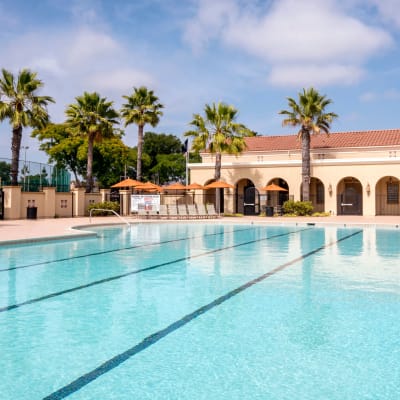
[189, 145, 400, 216]
[2, 186, 102, 219]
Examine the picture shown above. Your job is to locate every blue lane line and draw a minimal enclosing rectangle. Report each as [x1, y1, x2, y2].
[43, 229, 363, 400]
[0, 226, 254, 273]
[0, 228, 309, 314]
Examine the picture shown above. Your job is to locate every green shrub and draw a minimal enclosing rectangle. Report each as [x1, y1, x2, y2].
[223, 213, 244, 217]
[87, 201, 120, 216]
[282, 200, 313, 216]
[312, 211, 331, 217]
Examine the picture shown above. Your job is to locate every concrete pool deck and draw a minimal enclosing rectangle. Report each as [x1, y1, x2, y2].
[1, 215, 400, 245]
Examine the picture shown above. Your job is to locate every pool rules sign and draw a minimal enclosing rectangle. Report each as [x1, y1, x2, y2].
[130, 195, 160, 212]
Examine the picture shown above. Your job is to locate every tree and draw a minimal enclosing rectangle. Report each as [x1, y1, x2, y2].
[143, 132, 182, 161]
[149, 153, 186, 184]
[0, 68, 54, 185]
[92, 137, 137, 188]
[65, 92, 119, 192]
[185, 102, 255, 180]
[121, 87, 164, 181]
[142, 131, 184, 182]
[32, 123, 86, 185]
[0, 161, 11, 184]
[279, 88, 338, 201]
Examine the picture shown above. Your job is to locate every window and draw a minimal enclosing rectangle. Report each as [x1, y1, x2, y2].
[387, 182, 399, 204]
[60, 199, 68, 208]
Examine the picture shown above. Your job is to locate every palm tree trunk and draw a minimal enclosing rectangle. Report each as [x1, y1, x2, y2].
[10, 126, 22, 186]
[301, 128, 311, 202]
[137, 124, 144, 181]
[86, 136, 94, 193]
[214, 152, 221, 180]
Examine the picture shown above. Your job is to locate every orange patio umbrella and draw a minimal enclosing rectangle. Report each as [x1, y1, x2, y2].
[111, 178, 142, 188]
[185, 182, 205, 190]
[135, 182, 163, 192]
[261, 183, 288, 192]
[204, 180, 234, 189]
[164, 182, 187, 191]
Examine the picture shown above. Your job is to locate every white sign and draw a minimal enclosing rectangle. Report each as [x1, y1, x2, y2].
[131, 195, 160, 212]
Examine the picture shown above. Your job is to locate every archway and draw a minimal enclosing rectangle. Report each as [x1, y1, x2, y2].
[300, 177, 325, 212]
[337, 177, 362, 215]
[375, 176, 400, 215]
[235, 179, 260, 215]
[204, 179, 224, 213]
[264, 178, 289, 211]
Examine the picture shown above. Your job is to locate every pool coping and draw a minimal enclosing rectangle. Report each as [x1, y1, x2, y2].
[1, 215, 400, 246]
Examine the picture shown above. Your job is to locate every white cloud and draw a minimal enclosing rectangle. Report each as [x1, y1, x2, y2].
[269, 64, 364, 87]
[87, 68, 155, 93]
[184, 0, 393, 87]
[360, 89, 400, 102]
[226, 0, 391, 64]
[30, 57, 66, 77]
[65, 28, 122, 69]
[0, 24, 160, 132]
[183, 0, 238, 54]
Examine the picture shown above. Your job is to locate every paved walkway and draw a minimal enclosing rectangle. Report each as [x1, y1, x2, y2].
[1, 215, 400, 245]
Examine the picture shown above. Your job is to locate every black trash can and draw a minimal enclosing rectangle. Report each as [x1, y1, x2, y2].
[266, 206, 274, 217]
[27, 207, 37, 219]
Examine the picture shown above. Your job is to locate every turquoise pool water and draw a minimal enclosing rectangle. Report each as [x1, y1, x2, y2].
[0, 223, 399, 399]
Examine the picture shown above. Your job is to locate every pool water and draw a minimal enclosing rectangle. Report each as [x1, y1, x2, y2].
[0, 223, 399, 399]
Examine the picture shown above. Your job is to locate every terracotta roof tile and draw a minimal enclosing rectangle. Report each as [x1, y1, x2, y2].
[244, 129, 400, 151]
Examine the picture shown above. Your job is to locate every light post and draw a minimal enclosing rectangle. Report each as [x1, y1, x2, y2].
[21, 146, 29, 191]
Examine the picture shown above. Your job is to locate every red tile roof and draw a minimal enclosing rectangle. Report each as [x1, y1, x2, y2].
[244, 129, 400, 151]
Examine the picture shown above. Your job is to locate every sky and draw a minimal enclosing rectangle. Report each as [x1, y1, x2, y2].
[1, 0, 400, 163]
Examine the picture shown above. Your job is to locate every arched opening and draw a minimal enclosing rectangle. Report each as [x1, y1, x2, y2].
[235, 179, 260, 215]
[203, 179, 224, 213]
[300, 177, 325, 212]
[337, 177, 362, 215]
[375, 176, 400, 215]
[264, 178, 289, 212]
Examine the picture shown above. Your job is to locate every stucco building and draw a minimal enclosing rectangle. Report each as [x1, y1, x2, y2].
[188, 129, 400, 217]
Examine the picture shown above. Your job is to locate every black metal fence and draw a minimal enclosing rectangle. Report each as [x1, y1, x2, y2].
[375, 194, 400, 215]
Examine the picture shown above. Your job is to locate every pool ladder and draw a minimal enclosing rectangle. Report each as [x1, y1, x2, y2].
[89, 208, 131, 228]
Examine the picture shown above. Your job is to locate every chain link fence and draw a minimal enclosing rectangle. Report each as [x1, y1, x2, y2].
[0, 158, 70, 192]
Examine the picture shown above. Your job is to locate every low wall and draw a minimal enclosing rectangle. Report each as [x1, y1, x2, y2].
[2, 186, 102, 219]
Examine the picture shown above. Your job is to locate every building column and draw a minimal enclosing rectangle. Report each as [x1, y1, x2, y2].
[72, 187, 86, 217]
[325, 184, 337, 215]
[100, 189, 110, 202]
[363, 181, 375, 216]
[43, 187, 56, 218]
[3, 186, 22, 219]
[119, 190, 130, 216]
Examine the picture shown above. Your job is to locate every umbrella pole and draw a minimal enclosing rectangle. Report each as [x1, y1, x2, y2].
[215, 188, 220, 214]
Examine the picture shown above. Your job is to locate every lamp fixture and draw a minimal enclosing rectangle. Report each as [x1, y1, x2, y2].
[328, 183, 332, 195]
[366, 183, 371, 194]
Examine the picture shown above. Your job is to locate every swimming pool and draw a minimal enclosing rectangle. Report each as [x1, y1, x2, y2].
[0, 223, 399, 399]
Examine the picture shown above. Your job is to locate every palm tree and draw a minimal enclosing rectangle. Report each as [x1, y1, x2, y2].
[279, 88, 338, 201]
[185, 101, 254, 180]
[185, 102, 254, 213]
[0, 68, 54, 185]
[121, 87, 164, 181]
[65, 92, 119, 192]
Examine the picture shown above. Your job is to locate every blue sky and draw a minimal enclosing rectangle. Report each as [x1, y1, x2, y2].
[1, 0, 400, 163]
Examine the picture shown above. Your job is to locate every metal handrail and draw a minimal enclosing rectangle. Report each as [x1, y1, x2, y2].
[89, 208, 131, 228]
